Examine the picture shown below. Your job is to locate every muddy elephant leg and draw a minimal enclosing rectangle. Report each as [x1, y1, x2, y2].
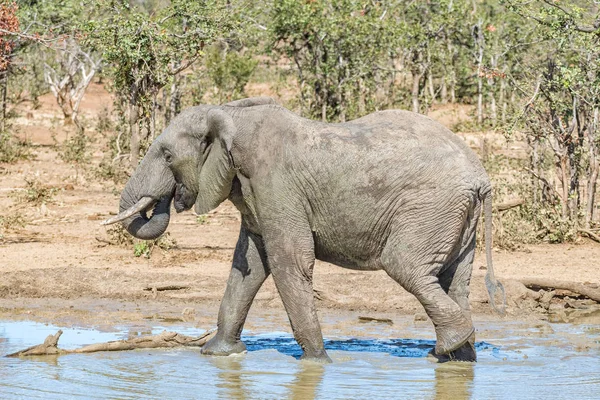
[436, 235, 477, 362]
[263, 223, 331, 362]
[202, 225, 270, 356]
[382, 246, 474, 356]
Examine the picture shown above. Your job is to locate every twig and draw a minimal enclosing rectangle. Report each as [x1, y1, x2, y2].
[95, 236, 115, 245]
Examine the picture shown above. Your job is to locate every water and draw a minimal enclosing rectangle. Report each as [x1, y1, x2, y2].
[1, 320, 599, 399]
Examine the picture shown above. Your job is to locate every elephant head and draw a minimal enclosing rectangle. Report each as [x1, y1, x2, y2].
[102, 97, 275, 239]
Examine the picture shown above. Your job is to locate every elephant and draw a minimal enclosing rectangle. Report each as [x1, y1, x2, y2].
[103, 97, 505, 363]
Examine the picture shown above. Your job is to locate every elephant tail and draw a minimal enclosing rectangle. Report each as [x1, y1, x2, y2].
[481, 188, 506, 315]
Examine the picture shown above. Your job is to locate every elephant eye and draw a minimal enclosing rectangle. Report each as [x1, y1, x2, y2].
[200, 138, 209, 153]
[164, 152, 173, 164]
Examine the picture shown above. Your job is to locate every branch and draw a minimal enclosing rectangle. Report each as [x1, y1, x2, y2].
[493, 198, 524, 212]
[578, 229, 600, 243]
[7, 329, 216, 358]
[508, 74, 542, 132]
[170, 55, 201, 75]
[524, 167, 563, 202]
[540, 0, 600, 33]
[0, 28, 65, 48]
[519, 278, 600, 302]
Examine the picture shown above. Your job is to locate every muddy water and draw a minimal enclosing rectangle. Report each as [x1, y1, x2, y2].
[1, 318, 599, 399]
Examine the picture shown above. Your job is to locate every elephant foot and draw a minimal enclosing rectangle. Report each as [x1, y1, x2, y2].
[434, 322, 474, 356]
[428, 333, 476, 362]
[300, 349, 332, 363]
[201, 334, 247, 356]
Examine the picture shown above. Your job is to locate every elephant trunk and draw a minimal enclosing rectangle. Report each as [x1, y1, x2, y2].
[118, 192, 172, 240]
[103, 159, 176, 240]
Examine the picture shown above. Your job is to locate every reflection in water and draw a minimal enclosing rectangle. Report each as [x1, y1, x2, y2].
[287, 362, 324, 400]
[210, 356, 248, 400]
[208, 356, 325, 400]
[434, 363, 474, 400]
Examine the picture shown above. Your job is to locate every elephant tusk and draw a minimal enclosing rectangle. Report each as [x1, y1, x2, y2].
[101, 196, 155, 226]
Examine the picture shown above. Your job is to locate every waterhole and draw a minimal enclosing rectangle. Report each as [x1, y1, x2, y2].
[1, 318, 599, 399]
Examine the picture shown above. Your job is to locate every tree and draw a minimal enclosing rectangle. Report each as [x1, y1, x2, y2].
[271, 0, 397, 122]
[0, 1, 19, 131]
[205, 41, 257, 104]
[13, 0, 102, 129]
[84, 0, 233, 169]
[43, 37, 101, 128]
[504, 0, 600, 229]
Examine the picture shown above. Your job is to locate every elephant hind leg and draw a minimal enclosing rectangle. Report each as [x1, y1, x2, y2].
[435, 217, 479, 361]
[381, 245, 474, 356]
[439, 232, 476, 320]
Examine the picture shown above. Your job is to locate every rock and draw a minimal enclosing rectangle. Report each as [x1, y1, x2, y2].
[414, 313, 428, 322]
[182, 307, 196, 322]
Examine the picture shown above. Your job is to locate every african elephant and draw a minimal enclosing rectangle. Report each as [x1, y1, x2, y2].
[103, 97, 505, 362]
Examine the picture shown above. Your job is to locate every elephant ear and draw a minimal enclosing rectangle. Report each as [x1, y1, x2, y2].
[194, 108, 237, 215]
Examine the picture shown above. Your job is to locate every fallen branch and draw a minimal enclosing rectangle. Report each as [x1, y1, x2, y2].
[7, 329, 215, 358]
[143, 285, 190, 292]
[358, 316, 393, 325]
[578, 229, 600, 243]
[519, 278, 600, 303]
[95, 236, 115, 246]
[493, 198, 524, 212]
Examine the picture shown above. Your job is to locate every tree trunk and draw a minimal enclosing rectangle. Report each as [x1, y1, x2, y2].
[558, 155, 570, 220]
[476, 61, 483, 125]
[428, 71, 435, 104]
[585, 108, 599, 228]
[440, 75, 447, 104]
[475, 20, 484, 125]
[129, 92, 140, 171]
[411, 69, 421, 114]
[489, 91, 497, 127]
[0, 70, 7, 132]
[500, 73, 507, 124]
[450, 72, 456, 104]
[321, 90, 327, 122]
[170, 73, 181, 120]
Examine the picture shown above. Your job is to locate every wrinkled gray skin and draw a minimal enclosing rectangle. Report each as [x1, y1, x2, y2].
[113, 97, 505, 363]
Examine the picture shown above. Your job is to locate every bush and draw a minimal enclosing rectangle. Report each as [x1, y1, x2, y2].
[0, 131, 30, 163]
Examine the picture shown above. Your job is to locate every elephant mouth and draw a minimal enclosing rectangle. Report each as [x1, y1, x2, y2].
[173, 182, 197, 213]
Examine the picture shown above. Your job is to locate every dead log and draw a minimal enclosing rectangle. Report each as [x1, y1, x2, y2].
[493, 198, 524, 212]
[358, 316, 393, 325]
[6, 330, 66, 357]
[519, 278, 600, 303]
[142, 285, 190, 292]
[578, 229, 600, 243]
[7, 329, 215, 358]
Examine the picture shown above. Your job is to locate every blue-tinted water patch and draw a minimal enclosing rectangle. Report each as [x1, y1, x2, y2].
[244, 333, 496, 359]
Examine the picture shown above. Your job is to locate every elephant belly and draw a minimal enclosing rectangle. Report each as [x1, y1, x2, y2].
[312, 231, 384, 271]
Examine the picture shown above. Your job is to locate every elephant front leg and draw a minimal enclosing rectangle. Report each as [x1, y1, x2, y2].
[266, 233, 331, 363]
[202, 226, 270, 356]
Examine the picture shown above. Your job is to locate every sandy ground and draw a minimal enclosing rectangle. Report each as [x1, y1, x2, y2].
[1, 85, 599, 334]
